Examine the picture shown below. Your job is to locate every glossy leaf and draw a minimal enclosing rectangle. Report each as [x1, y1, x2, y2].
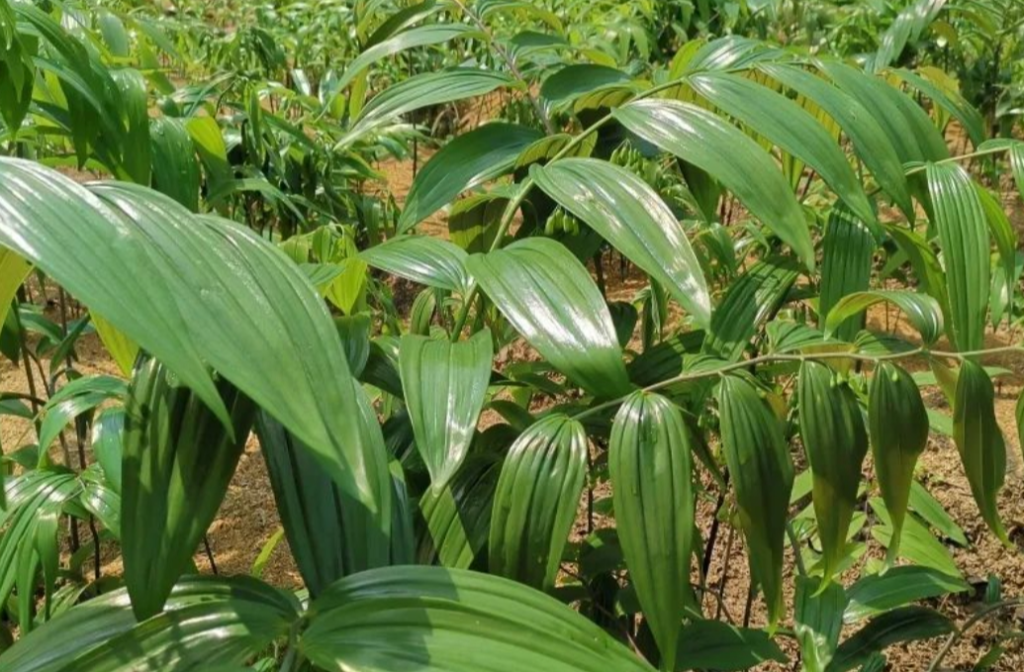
[824, 290, 942, 345]
[149, 117, 200, 212]
[894, 67, 984, 147]
[609, 392, 694, 669]
[302, 566, 653, 672]
[399, 123, 541, 232]
[868, 363, 929, 561]
[798, 361, 868, 583]
[953, 360, 1009, 543]
[417, 454, 501, 569]
[362, 235, 471, 294]
[465, 238, 631, 397]
[37, 375, 127, 455]
[400, 329, 493, 490]
[844, 567, 970, 623]
[716, 375, 794, 626]
[613, 99, 815, 269]
[819, 209, 875, 341]
[532, 158, 711, 327]
[927, 163, 989, 352]
[488, 415, 587, 590]
[689, 72, 875, 226]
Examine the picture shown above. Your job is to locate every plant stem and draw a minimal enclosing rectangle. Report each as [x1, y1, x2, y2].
[926, 598, 1024, 672]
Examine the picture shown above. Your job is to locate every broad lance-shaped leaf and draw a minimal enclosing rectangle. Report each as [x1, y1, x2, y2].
[361, 235, 471, 294]
[489, 415, 587, 590]
[400, 329, 493, 490]
[868, 362, 929, 562]
[953, 360, 1009, 543]
[0, 161, 392, 544]
[338, 69, 512, 148]
[703, 257, 800, 361]
[465, 238, 631, 398]
[824, 290, 942, 345]
[716, 375, 794, 626]
[794, 577, 848, 672]
[399, 123, 542, 232]
[689, 71, 875, 227]
[0, 247, 31, 332]
[0, 576, 301, 672]
[758, 64, 914, 220]
[531, 159, 711, 327]
[829, 606, 953, 672]
[122, 359, 257, 620]
[609, 392, 695, 670]
[894, 67, 985, 148]
[845, 566, 970, 623]
[819, 209, 875, 342]
[150, 117, 200, 212]
[927, 163, 989, 352]
[613, 99, 815, 269]
[301, 566, 654, 672]
[798, 361, 868, 583]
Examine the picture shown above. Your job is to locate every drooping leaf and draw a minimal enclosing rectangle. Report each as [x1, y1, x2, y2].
[927, 163, 989, 352]
[488, 415, 587, 590]
[361, 235, 471, 294]
[532, 159, 711, 327]
[399, 123, 541, 232]
[845, 566, 970, 623]
[819, 209, 876, 341]
[868, 363, 929, 560]
[0, 576, 300, 672]
[90, 407, 124, 494]
[795, 577, 848, 672]
[614, 99, 815, 269]
[0, 247, 30, 333]
[37, 375, 127, 456]
[703, 257, 800, 361]
[609, 392, 694, 670]
[465, 238, 631, 397]
[882, 224, 951, 328]
[400, 329, 492, 490]
[952, 360, 1009, 543]
[976, 185, 1017, 328]
[689, 72, 875, 226]
[301, 566, 654, 672]
[894, 67, 985, 148]
[828, 606, 953, 672]
[122, 359, 257, 620]
[798, 361, 869, 583]
[149, 117, 200, 212]
[824, 290, 942, 345]
[716, 375, 794, 626]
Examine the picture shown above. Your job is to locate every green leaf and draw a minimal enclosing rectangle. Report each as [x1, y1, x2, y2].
[845, 567, 970, 623]
[819, 209, 876, 341]
[465, 238, 631, 397]
[927, 163, 989, 352]
[532, 159, 711, 327]
[122, 359, 257, 620]
[400, 329, 493, 490]
[186, 117, 231, 189]
[614, 99, 815, 269]
[976, 185, 1017, 327]
[868, 363, 929, 561]
[90, 311, 139, 377]
[795, 577, 848, 672]
[716, 375, 794, 626]
[149, 117, 200, 212]
[827, 606, 953, 672]
[798, 361, 869, 583]
[703, 258, 800, 361]
[399, 123, 541, 232]
[540, 64, 633, 110]
[759, 64, 914, 219]
[894, 67, 985, 148]
[301, 566, 653, 672]
[417, 453, 501, 568]
[882, 224, 951, 329]
[91, 407, 124, 494]
[361, 235, 471, 294]
[953, 360, 1009, 543]
[609, 392, 695, 670]
[0, 164, 392, 551]
[0, 247, 30, 336]
[0, 576, 300, 672]
[824, 290, 942, 345]
[488, 415, 587, 590]
[340, 69, 512, 148]
[869, 498, 960, 578]
[689, 72, 875, 226]
[675, 620, 787, 671]
[909, 480, 968, 547]
[37, 375, 127, 455]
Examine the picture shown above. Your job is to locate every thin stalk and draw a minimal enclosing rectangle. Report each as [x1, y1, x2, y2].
[926, 598, 1024, 672]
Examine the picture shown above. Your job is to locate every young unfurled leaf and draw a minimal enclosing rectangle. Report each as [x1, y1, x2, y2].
[609, 392, 695, 670]
[716, 375, 794, 626]
[953, 360, 1009, 543]
[798, 361, 868, 583]
[489, 415, 587, 590]
[122, 358, 257, 620]
[466, 238, 631, 398]
[400, 329, 493, 491]
[532, 159, 711, 327]
[868, 362, 929, 561]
